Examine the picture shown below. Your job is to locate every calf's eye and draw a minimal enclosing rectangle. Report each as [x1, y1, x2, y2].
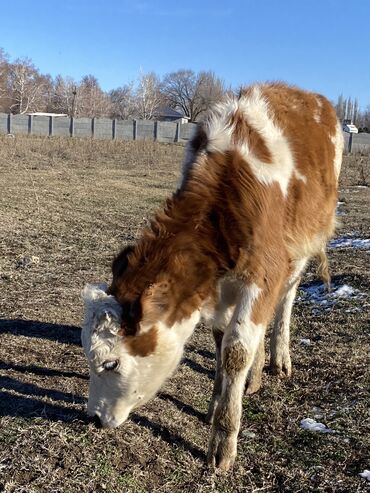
[103, 360, 119, 371]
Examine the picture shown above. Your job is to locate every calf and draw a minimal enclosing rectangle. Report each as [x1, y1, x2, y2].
[82, 82, 343, 470]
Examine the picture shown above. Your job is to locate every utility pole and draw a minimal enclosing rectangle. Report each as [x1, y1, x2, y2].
[71, 85, 77, 117]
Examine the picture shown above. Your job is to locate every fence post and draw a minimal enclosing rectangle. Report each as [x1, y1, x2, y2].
[49, 116, 54, 137]
[91, 118, 95, 138]
[175, 122, 180, 142]
[28, 115, 33, 135]
[154, 121, 158, 141]
[112, 119, 116, 140]
[133, 120, 137, 140]
[70, 117, 75, 137]
[7, 113, 12, 134]
[348, 133, 353, 153]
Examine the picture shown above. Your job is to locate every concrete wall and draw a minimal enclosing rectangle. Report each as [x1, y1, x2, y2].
[1, 113, 369, 152]
[0, 113, 197, 144]
[343, 132, 370, 153]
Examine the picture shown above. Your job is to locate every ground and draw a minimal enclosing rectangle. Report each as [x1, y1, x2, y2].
[0, 136, 369, 493]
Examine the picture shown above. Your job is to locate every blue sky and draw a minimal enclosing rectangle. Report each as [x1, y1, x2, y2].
[1, 0, 369, 108]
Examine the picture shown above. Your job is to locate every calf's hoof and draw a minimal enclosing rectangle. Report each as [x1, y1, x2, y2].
[270, 357, 292, 378]
[207, 428, 237, 472]
[245, 375, 262, 394]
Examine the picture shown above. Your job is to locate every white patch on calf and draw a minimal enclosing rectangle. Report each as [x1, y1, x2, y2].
[330, 120, 344, 182]
[201, 86, 297, 196]
[223, 282, 263, 353]
[238, 87, 296, 196]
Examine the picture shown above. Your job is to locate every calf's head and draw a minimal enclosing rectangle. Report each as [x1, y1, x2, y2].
[81, 282, 200, 428]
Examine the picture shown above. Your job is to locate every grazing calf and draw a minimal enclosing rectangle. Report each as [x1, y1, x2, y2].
[82, 83, 343, 470]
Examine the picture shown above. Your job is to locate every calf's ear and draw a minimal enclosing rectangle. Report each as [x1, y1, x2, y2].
[81, 283, 109, 303]
[111, 245, 135, 279]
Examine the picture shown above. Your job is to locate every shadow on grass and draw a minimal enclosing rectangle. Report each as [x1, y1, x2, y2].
[181, 357, 215, 380]
[0, 391, 88, 423]
[131, 413, 206, 462]
[0, 360, 88, 380]
[185, 346, 215, 360]
[0, 388, 206, 462]
[0, 318, 81, 345]
[159, 392, 205, 422]
[0, 375, 86, 405]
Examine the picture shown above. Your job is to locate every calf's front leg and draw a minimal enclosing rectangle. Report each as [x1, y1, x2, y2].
[207, 285, 266, 470]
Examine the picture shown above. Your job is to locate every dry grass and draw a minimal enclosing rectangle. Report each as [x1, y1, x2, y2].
[0, 136, 369, 493]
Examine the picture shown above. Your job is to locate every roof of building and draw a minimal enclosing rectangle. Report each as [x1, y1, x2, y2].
[27, 112, 68, 117]
[154, 106, 189, 119]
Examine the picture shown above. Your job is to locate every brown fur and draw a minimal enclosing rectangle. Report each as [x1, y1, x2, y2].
[109, 82, 340, 341]
[223, 343, 249, 378]
[124, 326, 158, 357]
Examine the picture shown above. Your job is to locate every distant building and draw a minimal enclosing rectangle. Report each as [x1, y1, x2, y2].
[154, 106, 189, 124]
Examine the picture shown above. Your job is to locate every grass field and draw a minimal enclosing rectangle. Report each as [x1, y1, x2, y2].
[0, 136, 369, 493]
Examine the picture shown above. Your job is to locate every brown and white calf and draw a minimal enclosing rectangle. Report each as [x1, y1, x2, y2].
[82, 83, 343, 470]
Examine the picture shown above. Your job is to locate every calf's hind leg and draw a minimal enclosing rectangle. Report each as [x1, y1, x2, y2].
[246, 335, 265, 394]
[270, 258, 308, 377]
[205, 328, 224, 424]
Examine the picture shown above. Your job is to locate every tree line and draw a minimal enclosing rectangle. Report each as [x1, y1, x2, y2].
[0, 48, 227, 122]
[335, 95, 370, 132]
[1, 47, 369, 129]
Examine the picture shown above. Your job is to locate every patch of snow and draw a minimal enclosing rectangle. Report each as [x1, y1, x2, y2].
[242, 430, 256, 438]
[359, 470, 370, 481]
[331, 285, 355, 298]
[300, 418, 334, 433]
[297, 282, 365, 312]
[355, 185, 368, 189]
[300, 338, 311, 346]
[329, 237, 370, 251]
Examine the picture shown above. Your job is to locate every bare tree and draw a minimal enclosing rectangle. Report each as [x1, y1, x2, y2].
[335, 94, 346, 121]
[109, 84, 136, 119]
[8, 58, 51, 114]
[162, 69, 226, 122]
[49, 75, 79, 116]
[352, 98, 359, 124]
[134, 71, 163, 120]
[0, 48, 10, 111]
[78, 75, 111, 118]
[358, 104, 370, 132]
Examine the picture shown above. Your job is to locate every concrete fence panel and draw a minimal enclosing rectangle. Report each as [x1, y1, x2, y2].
[73, 118, 92, 137]
[94, 118, 113, 139]
[0, 113, 8, 133]
[115, 120, 135, 140]
[157, 121, 177, 143]
[178, 123, 196, 142]
[53, 117, 71, 137]
[343, 132, 370, 153]
[12, 114, 30, 135]
[32, 115, 50, 136]
[136, 121, 155, 140]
